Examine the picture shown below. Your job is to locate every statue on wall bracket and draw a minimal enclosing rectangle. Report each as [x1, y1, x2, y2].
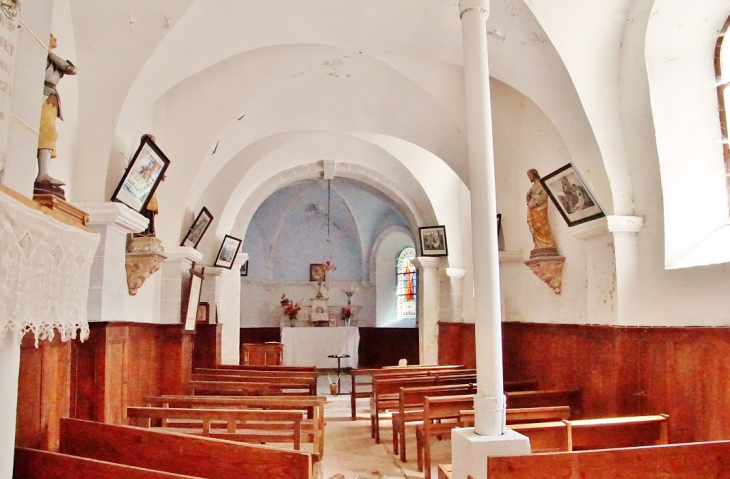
[524, 168, 565, 294]
[34, 33, 77, 200]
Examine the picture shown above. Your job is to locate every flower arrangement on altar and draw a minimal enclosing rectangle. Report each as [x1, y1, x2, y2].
[280, 294, 301, 320]
[341, 307, 353, 320]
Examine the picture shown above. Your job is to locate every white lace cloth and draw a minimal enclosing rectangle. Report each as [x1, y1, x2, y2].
[0, 189, 100, 345]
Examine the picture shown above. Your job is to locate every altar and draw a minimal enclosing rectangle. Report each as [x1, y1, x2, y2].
[280, 327, 359, 368]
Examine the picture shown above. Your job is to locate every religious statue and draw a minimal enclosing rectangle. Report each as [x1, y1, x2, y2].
[524, 169, 565, 294]
[36, 34, 76, 187]
[525, 169, 556, 249]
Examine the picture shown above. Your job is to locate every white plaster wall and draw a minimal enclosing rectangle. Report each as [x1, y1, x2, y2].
[240, 280, 374, 327]
[374, 232, 414, 327]
[0, 333, 19, 478]
[122, 271, 161, 323]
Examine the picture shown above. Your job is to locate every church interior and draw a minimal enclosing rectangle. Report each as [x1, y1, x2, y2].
[3, 0, 730, 477]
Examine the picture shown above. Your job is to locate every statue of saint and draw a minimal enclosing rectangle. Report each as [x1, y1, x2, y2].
[526, 169, 556, 249]
[37, 34, 77, 186]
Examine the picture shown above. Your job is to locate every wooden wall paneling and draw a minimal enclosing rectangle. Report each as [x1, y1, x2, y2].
[157, 326, 194, 396]
[358, 327, 419, 368]
[193, 324, 221, 369]
[125, 325, 161, 415]
[438, 322, 473, 367]
[103, 324, 128, 425]
[16, 334, 72, 451]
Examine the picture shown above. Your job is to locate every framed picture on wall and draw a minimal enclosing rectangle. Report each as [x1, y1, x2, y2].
[540, 163, 605, 227]
[240, 260, 248, 277]
[418, 225, 448, 257]
[310, 264, 325, 282]
[196, 302, 209, 323]
[111, 135, 170, 212]
[184, 267, 204, 331]
[181, 207, 213, 248]
[214, 234, 242, 269]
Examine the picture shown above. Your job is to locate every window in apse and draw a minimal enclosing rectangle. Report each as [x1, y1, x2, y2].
[396, 247, 417, 320]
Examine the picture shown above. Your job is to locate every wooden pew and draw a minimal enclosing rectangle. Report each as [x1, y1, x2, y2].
[392, 384, 476, 461]
[568, 414, 669, 450]
[415, 398, 571, 478]
[195, 367, 319, 379]
[59, 417, 312, 479]
[506, 389, 583, 417]
[14, 447, 200, 479]
[127, 406, 304, 451]
[143, 395, 326, 457]
[458, 405, 571, 427]
[190, 373, 317, 395]
[216, 364, 317, 372]
[487, 440, 730, 479]
[350, 365, 466, 419]
[187, 380, 272, 396]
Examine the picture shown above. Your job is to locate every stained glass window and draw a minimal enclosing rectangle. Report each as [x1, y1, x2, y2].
[396, 247, 417, 320]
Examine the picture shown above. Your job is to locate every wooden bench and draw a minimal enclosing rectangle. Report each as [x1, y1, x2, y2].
[370, 372, 479, 442]
[127, 406, 305, 451]
[506, 389, 583, 417]
[143, 395, 326, 457]
[14, 447, 200, 479]
[415, 398, 571, 478]
[458, 405, 571, 427]
[216, 364, 317, 373]
[392, 384, 476, 461]
[187, 380, 314, 396]
[350, 365, 466, 419]
[195, 367, 319, 379]
[190, 373, 317, 395]
[487, 440, 730, 479]
[58, 417, 312, 478]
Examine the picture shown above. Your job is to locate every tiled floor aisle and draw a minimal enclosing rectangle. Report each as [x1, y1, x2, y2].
[319, 394, 451, 479]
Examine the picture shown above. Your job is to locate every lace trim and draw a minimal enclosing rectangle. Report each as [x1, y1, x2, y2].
[0, 190, 100, 346]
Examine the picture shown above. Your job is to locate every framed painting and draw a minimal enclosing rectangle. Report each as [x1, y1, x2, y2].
[181, 207, 213, 248]
[540, 163, 605, 227]
[111, 135, 170, 212]
[184, 268, 204, 331]
[310, 263, 325, 282]
[418, 225, 448, 257]
[240, 260, 248, 277]
[214, 234, 242, 269]
[196, 302, 209, 323]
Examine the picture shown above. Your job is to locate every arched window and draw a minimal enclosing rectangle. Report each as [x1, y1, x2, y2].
[716, 15, 730, 175]
[396, 247, 417, 320]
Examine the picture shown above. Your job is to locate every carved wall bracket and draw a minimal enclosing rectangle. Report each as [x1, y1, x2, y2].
[126, 236, 166, 295]
[524, 247, 565, 294]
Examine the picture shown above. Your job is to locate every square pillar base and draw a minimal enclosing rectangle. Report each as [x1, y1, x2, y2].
[451, 427, 531, 479]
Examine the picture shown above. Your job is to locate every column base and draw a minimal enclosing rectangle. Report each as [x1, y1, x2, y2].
[451, 428, 530, 479]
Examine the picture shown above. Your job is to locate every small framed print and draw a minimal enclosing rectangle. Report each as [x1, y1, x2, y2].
[540, 163, 605, 227]
[111, 135, 170, 212]
[184, 268, 204, 331]
[418, 225, 448, 257]
[214, 234, 242, 269]
[196, 302, 209, 324]
[310, 264, 325, 282]
[181, 207, 213, 248]
[240, 260, 248, 277]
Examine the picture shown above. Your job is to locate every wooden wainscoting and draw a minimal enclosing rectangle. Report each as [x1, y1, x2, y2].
[358, 327, 419, 368]
[193, 324, 221, 369]
[438, 321, 730, 444]
[18, 322, 195, 451]
[437, 322, 476, 369]
[16, 334, 72, 451]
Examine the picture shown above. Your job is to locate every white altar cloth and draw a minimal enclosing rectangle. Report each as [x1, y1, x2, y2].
[281, 327, 359, 368]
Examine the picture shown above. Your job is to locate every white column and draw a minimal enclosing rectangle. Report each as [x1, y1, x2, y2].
[412, 257, 441, 365]
[160, 246, 204, 324]
[0, 332, 19, 477]
[75, 202, 148, 322]
[570, 216, 644, 325]
[200, 253, 247, 365]
[460, 0, 504, 436]
[443, 268, 467, 322]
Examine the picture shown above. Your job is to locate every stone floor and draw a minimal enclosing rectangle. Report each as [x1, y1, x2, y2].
[318, 392, 452, 479]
